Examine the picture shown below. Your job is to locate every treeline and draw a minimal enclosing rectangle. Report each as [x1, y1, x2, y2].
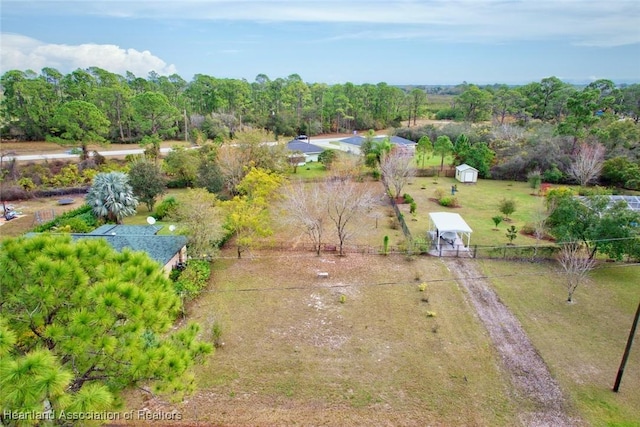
[1, 69, 639, 188]
[2, 69, 639, 143]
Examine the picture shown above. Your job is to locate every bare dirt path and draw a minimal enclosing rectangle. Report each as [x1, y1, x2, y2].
[442, 258, 582, 427]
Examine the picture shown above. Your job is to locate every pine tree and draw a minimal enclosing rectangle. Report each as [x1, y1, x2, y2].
[0, 235, 212, 418]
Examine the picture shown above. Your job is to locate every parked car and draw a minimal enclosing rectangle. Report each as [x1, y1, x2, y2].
[296, 135, 308, 141]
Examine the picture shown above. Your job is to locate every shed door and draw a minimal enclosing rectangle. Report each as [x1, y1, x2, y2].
[464, 171, 474, 182]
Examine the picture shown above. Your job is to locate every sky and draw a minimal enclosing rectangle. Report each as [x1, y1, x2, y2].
[1, 0, 639, 86]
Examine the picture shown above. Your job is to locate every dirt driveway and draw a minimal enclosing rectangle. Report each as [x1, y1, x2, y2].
[442, 258, 582, 426]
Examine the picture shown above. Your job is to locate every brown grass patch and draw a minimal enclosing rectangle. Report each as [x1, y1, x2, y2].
[120, 251, 518, 426]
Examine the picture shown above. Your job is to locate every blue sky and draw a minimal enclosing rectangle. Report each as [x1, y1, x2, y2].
[1, 0, 639, 85]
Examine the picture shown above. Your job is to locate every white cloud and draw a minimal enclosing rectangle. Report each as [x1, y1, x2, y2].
[0, 33, 177, 76]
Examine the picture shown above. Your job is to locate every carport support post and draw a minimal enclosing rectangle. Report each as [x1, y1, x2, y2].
[613, 300, 640, 392]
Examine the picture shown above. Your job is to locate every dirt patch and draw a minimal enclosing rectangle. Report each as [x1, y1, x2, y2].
[442, 258, 582, 426]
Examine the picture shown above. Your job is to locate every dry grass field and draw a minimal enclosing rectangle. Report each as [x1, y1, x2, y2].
[123, 251, 518, 426]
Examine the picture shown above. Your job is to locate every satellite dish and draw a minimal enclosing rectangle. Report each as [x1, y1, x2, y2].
[169, 225, 176, 232]
[146, 216, 156, 225]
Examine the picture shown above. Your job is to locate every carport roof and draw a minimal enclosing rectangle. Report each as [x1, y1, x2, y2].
[429, 212, 473, 233]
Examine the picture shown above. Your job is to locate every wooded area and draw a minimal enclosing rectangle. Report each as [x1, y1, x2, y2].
[1, 69, 638, 188]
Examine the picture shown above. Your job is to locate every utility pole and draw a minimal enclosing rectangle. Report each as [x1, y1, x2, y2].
[613, 299, 640, 392]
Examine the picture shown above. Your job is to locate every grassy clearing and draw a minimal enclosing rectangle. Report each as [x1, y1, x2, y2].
[480, 259, 640, 426]
[288, 160, 327, 180]
[401, 176, 559, 247]
[130, 251, 518, 425]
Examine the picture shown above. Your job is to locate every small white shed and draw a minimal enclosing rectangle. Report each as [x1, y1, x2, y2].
[455, 164, 478, 183]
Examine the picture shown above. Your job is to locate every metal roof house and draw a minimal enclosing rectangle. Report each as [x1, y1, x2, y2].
[25, 225, 188, 276]
[286, 140, 325, 163]
[75, 225, 187, 276]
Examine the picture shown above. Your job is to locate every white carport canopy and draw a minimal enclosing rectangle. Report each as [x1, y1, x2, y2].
[429, 212, 473, 251]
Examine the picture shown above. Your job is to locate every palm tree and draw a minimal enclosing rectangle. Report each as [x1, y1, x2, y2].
[86, 172, 139, 224]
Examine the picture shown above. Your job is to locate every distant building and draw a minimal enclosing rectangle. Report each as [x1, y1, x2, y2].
[286, 140, 325, 163]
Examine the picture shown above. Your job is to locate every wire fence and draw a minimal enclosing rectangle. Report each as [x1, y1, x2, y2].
[244, 239, 571, 262]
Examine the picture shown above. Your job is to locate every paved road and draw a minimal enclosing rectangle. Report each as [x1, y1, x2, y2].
[5, 135, 372, 162]
[8, 147, 176, 162]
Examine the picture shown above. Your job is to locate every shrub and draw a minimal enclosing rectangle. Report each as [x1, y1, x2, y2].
[32, 204, 95, 232]
[506, 225, 518, 244]
[439, 196, 457, 207]
[409, 201, 417, 214]
[543, 165, 564, 183]
[211, 321, 224, 348]
[403, 193, 414, 204]
[492, 215, 503, 228]
[54, 216, 94, 233]
[173, 260, 211, 301]
[166, 178, 191, 189]
[155, 196, 179, 220]
[17, 177, 36, 192]
[418, 283, 427, 292]
[577, 186, 613, 196]
[545, 186, 575, 210]
[433, 188, 445, 200]
[498, 198, 516, 220]
[527, 169, 542, 189]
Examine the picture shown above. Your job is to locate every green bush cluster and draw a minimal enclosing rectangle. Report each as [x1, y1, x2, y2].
[577, 186, 613, 196]
[438, 196, 458, 207]
[403, 193, 414, 204]
[173, 260, 212, 301]
[154, 196, 179, 220]
[32, 204, 96, 232]
[54, 215, 97, 233]
[433, 188, 458, 207]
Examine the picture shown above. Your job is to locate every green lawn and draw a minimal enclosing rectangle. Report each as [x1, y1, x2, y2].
[480, 259, 640, 426]
[287, 160, 328, 180]
[401, 176, 560, 247]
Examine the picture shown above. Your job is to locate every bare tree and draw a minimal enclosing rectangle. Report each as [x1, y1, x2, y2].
[282, 181, 327, 255]
[380, 148, 415, 199]
[529, 204, 548, 260]
[557, 241, 596, 303]
[217, 145, 247, 195]
[324, 179, 375, 256]
[567, 143, 605, 187]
